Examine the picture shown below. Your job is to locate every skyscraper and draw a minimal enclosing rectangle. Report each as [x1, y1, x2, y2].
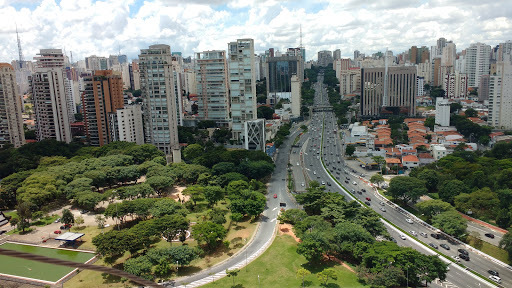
[195, 50, 230, 126]
[333, 49, 341, 60]
[139, 44, 181, 162]
[82, 70, 124, 146]
[465, 42, 491, 87]
[360, 66, 417, 117]
[31, 49, 73, 143]
[0, 63, 25, 147]
[488, 62, 512, 129]
[317, 50, 333, 67]
[228, 39, 257, 141]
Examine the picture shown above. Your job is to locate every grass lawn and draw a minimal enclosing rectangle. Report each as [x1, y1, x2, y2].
[466, 235, 510, 263]
[202, 234, 366, 288]
[0, 242, 95, 282]
[73, 225, 114, 251]
[64, 256, 129, 288]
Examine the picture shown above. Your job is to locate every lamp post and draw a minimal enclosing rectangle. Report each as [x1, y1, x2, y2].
[176, 261, 179, 277]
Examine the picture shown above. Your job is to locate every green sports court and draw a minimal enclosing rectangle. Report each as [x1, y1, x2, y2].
[0, 242, 96, 283]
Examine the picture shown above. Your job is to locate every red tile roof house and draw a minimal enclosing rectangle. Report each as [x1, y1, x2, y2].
[418, 153, 435, 165]
[402, 155, 420, 169]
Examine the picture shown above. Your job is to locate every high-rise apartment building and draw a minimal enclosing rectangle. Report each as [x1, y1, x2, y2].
[195, 50, 230, 126]
[340, 68, 360, 96]
[81, 70, 124, 146]
[317, 50, 333, 67]
[465, 42, 491, 87]
[435, 97, 450, 127]
[0, 63, 25, 147]
[290, 74, 301, 117]
[228, 39, 257, 141]
[333, 49, 341, 60]
[109, 105, 144, 145]
[479, 74, 490, 101]
[31, 49, 73, 143]
[443, 72, 468, 99]
[139, 44, 181, 162]
[488, 62, 512, 129]
[360, 66, 417, 117]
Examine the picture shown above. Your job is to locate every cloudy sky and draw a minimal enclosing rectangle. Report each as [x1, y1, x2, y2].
[1, 0, 511, 63]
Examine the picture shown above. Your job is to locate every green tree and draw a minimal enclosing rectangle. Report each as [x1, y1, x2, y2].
[296, 231, 329, 263]
[296, 268, 311, 288]
[388, 176, 427, 204]
[431, 210, 467, 238]
[95, 215, 106, 229]
[155, 214, 190, 245]
[416, 199, 454, 220]
[450, 102, 462, 113]
[230, 212, 243, 225]
[191, 221, 227, 250]
[278, 209, 308, 225]
[424, 117, 435, 130]
[183, 144, 203, 161]
[417, 169, 440, 193]
[15, 201, 33, 232]
[370, 174, 385, 188]
[168, 246, 199, 266]
[74, 215, 85, 229]
[345, 145, 356, 156]
[206, 208, 227, 225]
[499, 232, 512, 262]
[124, 255, 153, 280]
[317, 268, 337, 286]
[257, 106, 274, 120]
[332, 221, 375, 254]
[146, 176, 174, 196]
[496, 209, 511, 229]
[226, 268, 240, 287]
[61, 209, 75, 225]
[154, 258, 171, 278]
[183, 185, 204, 207]
[465, 108, 478, 117]
[439, 179, 468, 204]
[203, 186, 224, 207]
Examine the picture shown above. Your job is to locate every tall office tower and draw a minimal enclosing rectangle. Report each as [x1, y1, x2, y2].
[488, 62, 512, 129]
[108, 55, 120, 68]
[195, 50, 230, 127]
[0, 63, 25, 147]
[360, 66, 417, 117]
[139, 44, 181, 162]
[443, 72, 468, 99]
[479, 75, 490, 102]
[109, 105, 144, 145]
[81, 70, 124, 146]
[340, 68, 360, 96]
[129, 61, 140, 91]
[465, 42, 491, 87]
[437, 37, 447, 51]
[317, 50, 333, 67]
[497, 41, 512, 63]
[433, 58, 442, 86]
[85, 55, 108, 71]
[441, 42, 457, 68]
[417, 77, 425, 96]
[118, 55, 128, 64]
[419, 47, 430, 63]
[266, 55, 304, 93]
[354, 50, 361, 60]
[286, 48, 305, 80]
[228, 39, 257, 141]
[334, 58, 351, 80]
[31, 49, 73, 143]
[409, 46, 418, 64]
[435, 97, 450, 127]
[333, 49, 341, 60]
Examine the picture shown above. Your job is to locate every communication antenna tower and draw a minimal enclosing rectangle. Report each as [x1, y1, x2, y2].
[16, 24, 24, 69]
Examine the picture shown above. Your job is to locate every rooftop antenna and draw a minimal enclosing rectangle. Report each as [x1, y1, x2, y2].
[70, 51, 73, 65]
[15, 23, 24, 69]
[299, 24, 303, 48]
[383, 48, 389, 107]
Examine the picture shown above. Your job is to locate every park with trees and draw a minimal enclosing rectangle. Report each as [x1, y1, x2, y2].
[0, 140, 275, 285]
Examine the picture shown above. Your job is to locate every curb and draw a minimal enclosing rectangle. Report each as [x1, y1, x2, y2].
[459, 213, 508, 234]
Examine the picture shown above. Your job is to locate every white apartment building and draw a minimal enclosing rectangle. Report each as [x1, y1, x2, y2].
[340, 68, 360, 96]
[465, 42, 491, 87]
[417, 77, 425, 96]
[110, 105, 144, 145]
[228, 39, 257, 142]
[138, 44, 181, 162]
[431, 144, 449, 160]
[417, 61, 431, 83]
[291, 74, 301, 117]
[488, 62, 512, 129]
[0, 63, 25, 148]
[31, 49, 73, 143]
[443, 72, 468, 99]
[435, 97, 450, 127]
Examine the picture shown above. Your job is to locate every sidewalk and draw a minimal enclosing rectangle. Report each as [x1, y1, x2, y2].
[459, 213, 508, 234]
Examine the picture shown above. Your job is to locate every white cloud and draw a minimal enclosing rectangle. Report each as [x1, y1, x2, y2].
[0, 0, 511, 63]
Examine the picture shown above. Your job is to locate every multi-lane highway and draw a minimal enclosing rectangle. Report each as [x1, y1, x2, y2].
[297, 73, 506, 288]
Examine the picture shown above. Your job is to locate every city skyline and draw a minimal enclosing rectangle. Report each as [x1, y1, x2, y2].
[1, 0, 511, 63]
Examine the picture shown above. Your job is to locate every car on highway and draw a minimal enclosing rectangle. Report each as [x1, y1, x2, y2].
[352, 181, 357, 185]
[459, 253, 470, 261]
[440, 244, 450, 250]
[399, 234, 406, 240]
[313, 171, 317, 175]
[405, 218, 413, 224]
[273, 194, 277, 198]
[485, 233, 495, 238]
[428, 243, 438, 249]
[458, 248, 469, 255]
[357, 190, 362, 194]
[54, 230, 62, 234]
[301, 182, 305, 187]
[410, 230, 417, 236]
[489, 275, 501, 284]
[344, 180, 349, 184]
[419, 232, 427, 238]
[297, 162, 300, 166]
[361, 189, 366, 192]
[452, 255, 460, 262]
[431, 233, 440, 239]
[488, 270, 499, 277]
[327, 182, 331, 186]
[364, 201, 371, 206]
[365, 197, 371, 201]
[380, 207, 386, 212]
[321, 181, 326, 185]
[379, 201, 385, 206]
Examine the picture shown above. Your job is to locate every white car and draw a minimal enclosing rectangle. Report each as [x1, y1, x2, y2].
[489, 275, 501, 283]
[405, 218, 413, 224]
[301, 182, 305, 187]
[399, 234, 406, 240]
[313, 171, 317, 175]
[297, 162, 300, 166]
[352, 181, 357, 185]
[409, 230, 417, 236]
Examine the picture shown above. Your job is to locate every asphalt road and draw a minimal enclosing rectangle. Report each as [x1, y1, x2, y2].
[298, 74, 503, 288]
[173, 127, 301, 287]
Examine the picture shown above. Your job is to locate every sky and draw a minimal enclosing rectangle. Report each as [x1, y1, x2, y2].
[0, 0, 511, 63]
